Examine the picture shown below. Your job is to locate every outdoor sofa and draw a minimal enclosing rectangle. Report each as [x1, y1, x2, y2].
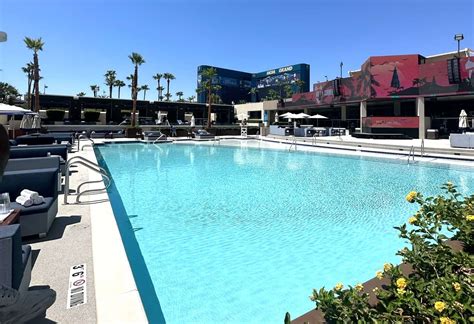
[0, 165, 59, 238]
[449, 133, 474, 149]
[9, 144, 68, 175]
[15, 134, 55, 145]
[0, 224, 31, 293]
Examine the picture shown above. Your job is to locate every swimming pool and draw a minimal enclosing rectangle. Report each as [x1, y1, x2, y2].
[96, 141, 474, 323]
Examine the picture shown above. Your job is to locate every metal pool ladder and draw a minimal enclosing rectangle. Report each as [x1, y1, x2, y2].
[289, 136, 297, 152]
[407, 145, 415, 164]
[78, 135, 95, 151]
[64, 156, 111, 204]
[152, 133, 167, 144]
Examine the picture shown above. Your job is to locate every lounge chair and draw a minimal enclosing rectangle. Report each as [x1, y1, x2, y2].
[143, 131, 167, 141]
[9, 145, 68, 175]
[193, 129, 215, 140]
[0, 166, 59, 238]
[0, 224, 31, 293]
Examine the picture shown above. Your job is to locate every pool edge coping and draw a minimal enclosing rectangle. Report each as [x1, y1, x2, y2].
[85, 149, 148, 324]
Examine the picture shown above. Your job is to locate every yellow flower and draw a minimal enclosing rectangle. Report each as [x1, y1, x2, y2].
[408, 216, 417, 224]
[376, 271, 383, 280]
[434, 301, 446, 312]
[396, 277, 407, 290]
[466, 215, 474, 221]
[372, 287, 379, 293]
[439, 317, 455, 324]
[355, 283, 363, 292]
[405, 191, 417, 203]
[383, 263, 392, 272]
[396, 288, 406, 295]
[334, 283, 343, 291]
[452, 282, 461, 292]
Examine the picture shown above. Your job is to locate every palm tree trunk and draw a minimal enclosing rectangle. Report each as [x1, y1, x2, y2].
[166, 79, 170, 100]
[207, 87, 212, 129]
[33, 52, 40, 112]
[131, 66, 138, 127]
[109, 85, 113, 99]
[118, 86, 121, 99]
[143, 90, 146, 100]
[27, 73, 32, 109]
[158, 80, 161, 99]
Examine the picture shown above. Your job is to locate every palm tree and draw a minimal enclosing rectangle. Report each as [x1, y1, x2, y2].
[187, 95, 196, 102]
[24, 37, 44, 112]
[114, 80, 125, 98]
[141, 85, 149, 100]
[157, 86, 165, 100]
[176, 91, 184, 101]
[196, 67, 221, 128]
[128, 52, 145, 128]
[248, 87, 259, 102]
[104, 70, 117, 98]
[90, 85, 100, 97]
[153, 73, 163, 100]
[295, 79, 305, 93]
[21, 62, 34, 109]
[126, 74, 134, 97]
[76, 92, 86, 97]
[164, 93, 172, 101]
[163, 73, 175, 101]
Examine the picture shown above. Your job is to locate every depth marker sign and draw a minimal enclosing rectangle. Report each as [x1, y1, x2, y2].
[67, 264, 87, 309]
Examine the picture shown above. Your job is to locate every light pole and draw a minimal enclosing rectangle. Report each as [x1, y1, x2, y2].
[43, 85, 48, 94]
[340, 62, 343, 79]
[454, 34, 464, 58]
[324, 75, 328, 82]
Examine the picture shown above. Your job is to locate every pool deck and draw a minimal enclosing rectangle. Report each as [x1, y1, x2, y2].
[22, 134, 474, 323]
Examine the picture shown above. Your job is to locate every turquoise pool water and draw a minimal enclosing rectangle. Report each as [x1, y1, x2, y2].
[96, 142, 474, 323]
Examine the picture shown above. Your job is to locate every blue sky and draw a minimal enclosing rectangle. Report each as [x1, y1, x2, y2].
[1, 0, 473, 100]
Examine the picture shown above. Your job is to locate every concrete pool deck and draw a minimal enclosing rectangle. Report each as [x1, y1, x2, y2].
[23, 135, 474, 323]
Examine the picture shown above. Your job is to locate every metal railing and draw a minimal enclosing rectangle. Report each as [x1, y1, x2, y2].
[64, 156, 111, 204]
[421, 139, 425, 157]
[152, 133, 167, 144]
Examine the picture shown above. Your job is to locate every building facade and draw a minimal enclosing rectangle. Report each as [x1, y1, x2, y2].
[197, 64, 310, 104]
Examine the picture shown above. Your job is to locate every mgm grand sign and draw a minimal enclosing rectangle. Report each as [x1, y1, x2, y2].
[265, 65, 294, 76]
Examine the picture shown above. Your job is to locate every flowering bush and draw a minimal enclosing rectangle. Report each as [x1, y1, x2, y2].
[308, 183, 474, 323]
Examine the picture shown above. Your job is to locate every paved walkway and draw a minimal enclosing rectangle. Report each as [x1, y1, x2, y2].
[26, 149, 97, 323]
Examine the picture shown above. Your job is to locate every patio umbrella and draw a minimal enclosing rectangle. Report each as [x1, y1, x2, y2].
[459, 109, 468, 131]
[308, 113, 328, 126]
[294, 113, 310, 119]
[236, 112, 249, 121]
[190, 115, 195, 127]
[0, 103, 31, 115]
[279, 112, 293, 118]
[274, 112, 279, 123]
[32, 114, 41, 129]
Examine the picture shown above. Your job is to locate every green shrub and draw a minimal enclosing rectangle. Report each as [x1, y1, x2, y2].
[84, 110, 100, 122]
[307, 183, 473, 323]
[46, 109, 65, 122]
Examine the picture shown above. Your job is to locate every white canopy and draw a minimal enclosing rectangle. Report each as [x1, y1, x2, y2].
[0, 103, 32, 115]
[294, 113, 310, 118]
[236, 113, 249, 121]
[308, 114, 328, 119]
[279, 112, 293, 118]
